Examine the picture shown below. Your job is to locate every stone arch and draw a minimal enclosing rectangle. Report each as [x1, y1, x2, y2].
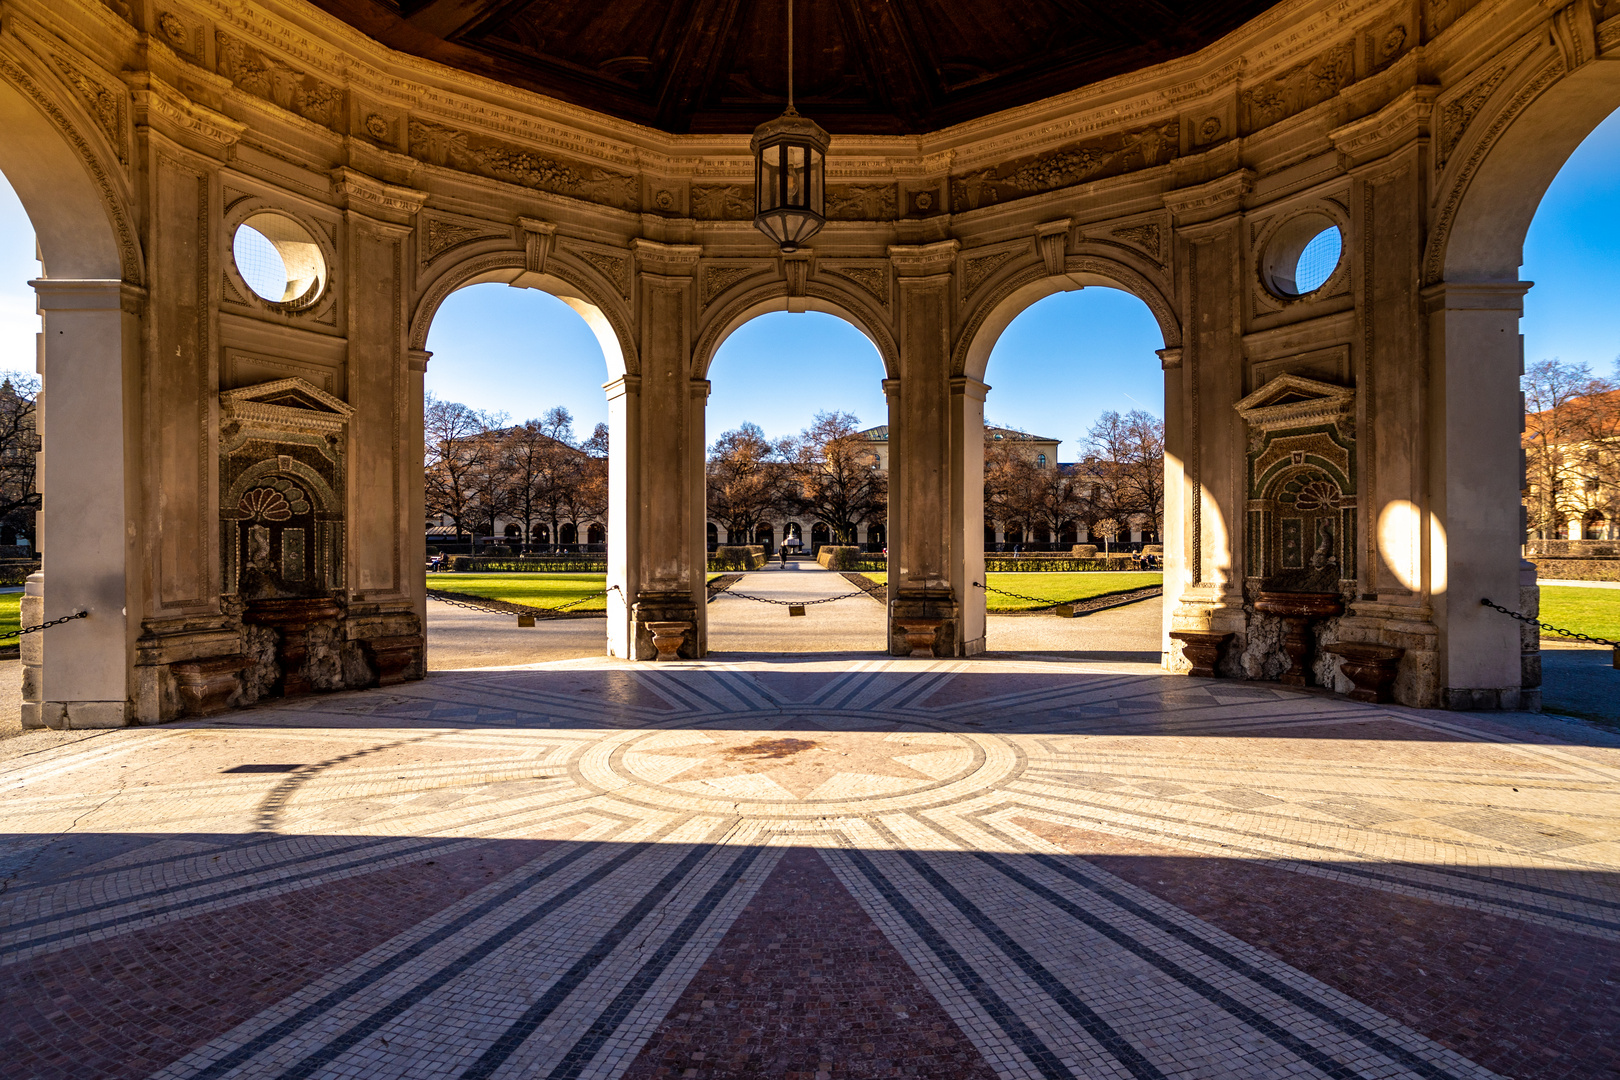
[0, 42, 140, 282]
[407, 248, 637, 378]
[692, 278, 899, 381]
[954, 253, 1179, 381]
[1429, 49, 1620, 283]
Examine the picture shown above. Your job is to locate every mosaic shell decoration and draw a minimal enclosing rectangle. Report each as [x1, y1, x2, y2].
[240, 483, 310, 522]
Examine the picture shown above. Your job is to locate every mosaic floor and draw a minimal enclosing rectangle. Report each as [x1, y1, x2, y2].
[3, 658, 1618, 1080]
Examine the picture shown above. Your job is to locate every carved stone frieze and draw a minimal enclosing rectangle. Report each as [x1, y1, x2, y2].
[690, 184, 753, 221]
[825, 184, 897, 221]
[575, 246, 631, 299]
[1438, 64, 1511, 166]
[1109, 223, 1163, 262]
[961, 248, 1020, 295]
[420, 213, 508, 263]
[950, 120, 1179, 211]
[52, 53, 126, 161]
[406, 118, 636, 210]
[825, 265, 890, 306]
[700, 265, 757, 307]
[1239, 41, 1354, 134]
[216, 32, 344, 130]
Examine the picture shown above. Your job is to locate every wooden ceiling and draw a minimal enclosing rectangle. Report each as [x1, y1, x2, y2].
[315, 0, 1282, 135]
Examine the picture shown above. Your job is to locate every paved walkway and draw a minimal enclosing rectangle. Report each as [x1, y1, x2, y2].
[707, 562, 888, 655]
[3, 656, 1617, 1080]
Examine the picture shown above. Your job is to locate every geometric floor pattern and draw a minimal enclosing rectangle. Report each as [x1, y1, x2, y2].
[3, 657, 1618, 1079]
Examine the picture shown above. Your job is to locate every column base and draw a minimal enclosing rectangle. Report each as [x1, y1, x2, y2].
[38, 701, 129, 729]
[890, 590, 959, 658]
[632, 594, 702, 660]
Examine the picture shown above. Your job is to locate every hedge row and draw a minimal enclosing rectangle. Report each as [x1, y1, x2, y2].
[441, 557, 608, 573]
[710, 545, 767, 571]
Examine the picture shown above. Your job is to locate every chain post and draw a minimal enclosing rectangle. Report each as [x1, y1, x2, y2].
[1480, 597, 1620, 668]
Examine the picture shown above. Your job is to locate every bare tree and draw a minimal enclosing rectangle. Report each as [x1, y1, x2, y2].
[0, 376, 40, 547]
[983, 429, 1083, 546]
[707, 422, 790, 544]
[1522, 359, 1614, 538]
[1084, 409, 1165, 541]
[785, 412, 886, 545]
[424, 394, 497, 543]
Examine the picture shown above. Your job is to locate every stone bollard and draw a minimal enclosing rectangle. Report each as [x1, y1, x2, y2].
[19, 571, 43, 729]
[1519, 558, 1542, 712]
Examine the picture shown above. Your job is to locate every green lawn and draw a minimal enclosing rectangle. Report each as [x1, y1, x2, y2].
[1539, 585, 1620, 642]
[427, 572, 609, 611]
[982, 571, 1162, 612]
[846, 570, 1161, 612]
[0, 591, 18, 639]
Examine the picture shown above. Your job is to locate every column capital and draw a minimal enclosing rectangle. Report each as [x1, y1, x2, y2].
[408, 349, 432, 373]
[1420, 280, 1534, 313]
[1157, 346, 1183, 370]
[949, 376, 990, 401]
[603, 374, 643, 401]
[881, 377, 902, 398]
[331, 167, 427, 227]
[689, 379, 712, 400]
[30, 279, 144, 313]
[632, 239, 702, 277]
[888, 240, 959, 278]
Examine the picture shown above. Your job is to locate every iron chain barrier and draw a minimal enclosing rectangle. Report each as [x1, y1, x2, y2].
[0, 609, 88, 643]
[1480, 597, 1620, 649]
[712, 589, 869, 607]
[427, 584, 620, 621]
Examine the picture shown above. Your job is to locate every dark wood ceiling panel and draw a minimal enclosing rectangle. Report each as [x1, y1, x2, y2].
[313, 0, 1284, 134]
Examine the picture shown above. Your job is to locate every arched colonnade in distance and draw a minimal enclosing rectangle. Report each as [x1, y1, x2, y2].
[3, 0, 1616, 724]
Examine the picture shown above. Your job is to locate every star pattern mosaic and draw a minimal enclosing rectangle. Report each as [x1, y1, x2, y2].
[2, 656, 1617, 1080]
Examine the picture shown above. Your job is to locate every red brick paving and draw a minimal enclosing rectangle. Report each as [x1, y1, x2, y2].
[622, 847, 1000, 1080]
[1017, 817, 1620, 1080]
[1, 838, 545, 1080]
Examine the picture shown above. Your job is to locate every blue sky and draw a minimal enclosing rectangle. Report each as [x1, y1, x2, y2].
[4, 106, 1619, 457]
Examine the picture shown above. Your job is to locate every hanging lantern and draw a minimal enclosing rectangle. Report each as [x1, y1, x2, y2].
[752, 112, 829, 252]
[751, 0, 828, 252]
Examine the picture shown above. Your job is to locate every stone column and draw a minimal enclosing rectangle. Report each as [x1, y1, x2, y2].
[605, 373, 641, 659]
[950, 376, 988, 655]
[1423, 281, 1531, 709]
[28, 279, 142, 729]
[1165, 183, 1249, 664]
[887, 241, 960, 656]
[1158, 345, 1185, 667]
[626, 240, 705, 660]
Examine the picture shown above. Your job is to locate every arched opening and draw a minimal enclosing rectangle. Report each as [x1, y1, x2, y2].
[701, 308, 890, 654]
[1439, 58, 1620, 714]
[0, 69, 138, 727]
[419, 280, 618, 669]
[973, 284, 1170, 662]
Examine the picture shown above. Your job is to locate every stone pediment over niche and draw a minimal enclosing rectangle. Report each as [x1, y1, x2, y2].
[221, 378, 355, 435]
[1233, 374, 1353, 433]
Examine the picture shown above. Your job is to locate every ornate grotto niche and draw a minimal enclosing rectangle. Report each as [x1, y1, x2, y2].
[1234, 375, 1357, 592]
[219, 379, 353, 599]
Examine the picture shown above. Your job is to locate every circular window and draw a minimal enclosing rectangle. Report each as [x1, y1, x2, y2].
[232, 213, 326, 309]
[1261, 214, 1343, 299]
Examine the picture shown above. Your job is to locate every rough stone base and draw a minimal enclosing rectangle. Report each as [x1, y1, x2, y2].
[1442, 687, 1526, 711]
[889, 590, 959, 657]
[632, 594, 702, 660]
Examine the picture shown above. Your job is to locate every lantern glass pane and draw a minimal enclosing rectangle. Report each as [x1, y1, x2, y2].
[785, 143, 806, 207]
[759, 144, 782, 212]
[807, 148, 823, 214]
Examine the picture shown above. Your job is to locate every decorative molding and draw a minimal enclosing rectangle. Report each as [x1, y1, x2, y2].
[690, 184, 753, 221]
[888, 241, 959, 279]
[1234, 374, 1356, 431]
[825, 183, 897, 221]
[1329, 85, 1437, 168]
[1164, 170, 1253, 225]
[332, 167, 427, 219]
[1035, 220, 1070, 277]
[1108, 223, 1164, 262]
[782, 254, 810, 298]
[1438, 64, 1511, 166]
[130, 74, 246, 152]
[519, 217, 557, 275]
